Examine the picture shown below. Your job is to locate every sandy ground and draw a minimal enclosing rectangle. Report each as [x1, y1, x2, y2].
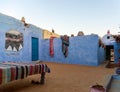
[0, 62, 115, 92]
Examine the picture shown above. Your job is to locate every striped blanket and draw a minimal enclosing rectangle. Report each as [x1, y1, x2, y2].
[0, 62, 50, 85]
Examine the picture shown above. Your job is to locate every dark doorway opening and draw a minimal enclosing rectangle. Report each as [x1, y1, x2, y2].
[105, 45, 114, 61]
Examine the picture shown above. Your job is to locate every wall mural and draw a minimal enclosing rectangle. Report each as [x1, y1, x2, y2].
[5, 30, 23, 52]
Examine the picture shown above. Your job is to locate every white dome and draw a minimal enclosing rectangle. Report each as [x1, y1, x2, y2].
[102, 33, 115, 45]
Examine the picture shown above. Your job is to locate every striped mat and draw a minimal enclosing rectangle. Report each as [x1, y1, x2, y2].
[0, 62, 50, 85]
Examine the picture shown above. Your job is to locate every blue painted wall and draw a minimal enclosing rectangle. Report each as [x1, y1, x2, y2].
[40, 35, 105, 66]
[98, 46, 105, 64]
[114, 42, 120, 63]
[0, 13, 105, 66]
[0, 13, 43, 62]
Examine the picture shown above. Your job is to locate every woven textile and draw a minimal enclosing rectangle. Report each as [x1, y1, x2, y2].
[0, 62, 50, 85]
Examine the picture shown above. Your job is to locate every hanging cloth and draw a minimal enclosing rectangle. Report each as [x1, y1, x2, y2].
[49, 36, 55, 57]
[61, 35, 69, 57]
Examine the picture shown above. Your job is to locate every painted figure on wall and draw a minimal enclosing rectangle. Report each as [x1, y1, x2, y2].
[5, 30, 23, 52]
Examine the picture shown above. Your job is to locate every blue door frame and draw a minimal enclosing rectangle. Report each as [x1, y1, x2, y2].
[32, 37, 39, 61]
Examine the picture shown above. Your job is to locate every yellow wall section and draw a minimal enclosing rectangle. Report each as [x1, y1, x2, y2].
[43, 29, 60, 39]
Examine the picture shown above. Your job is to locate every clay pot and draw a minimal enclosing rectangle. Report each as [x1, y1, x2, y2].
[90, 84, 106, 92]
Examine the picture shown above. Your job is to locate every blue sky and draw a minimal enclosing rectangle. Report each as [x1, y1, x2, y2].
[0, 0, 120, 36]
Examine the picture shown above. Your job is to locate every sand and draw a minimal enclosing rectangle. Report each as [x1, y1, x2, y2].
[0, 62, 115, 92]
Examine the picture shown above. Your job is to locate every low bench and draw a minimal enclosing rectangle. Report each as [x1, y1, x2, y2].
[0, 62, 50, 85]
